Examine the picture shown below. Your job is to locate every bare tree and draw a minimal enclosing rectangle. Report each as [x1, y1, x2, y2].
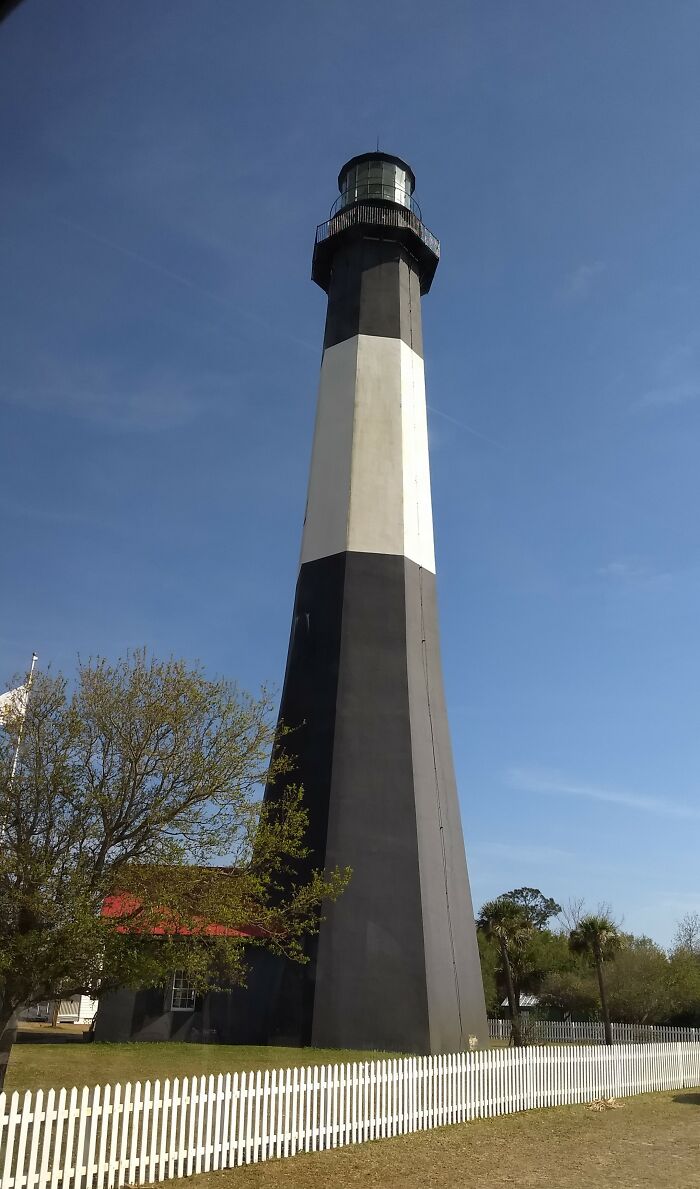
[672, 911, 700, 956]
[557, 896, 586, 933]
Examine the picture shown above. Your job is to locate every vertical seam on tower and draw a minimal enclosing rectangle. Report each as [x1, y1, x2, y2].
[419, 565, 465, 1048]
[345, 333, 361, 555]
[409, 268, 422, 552]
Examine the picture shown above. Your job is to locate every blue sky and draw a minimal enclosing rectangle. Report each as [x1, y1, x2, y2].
[2, 0, 699, 946]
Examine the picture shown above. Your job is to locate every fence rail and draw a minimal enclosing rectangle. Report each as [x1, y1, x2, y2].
[488, 1018, 700, 1044]
[2, 1042, 700, 1188]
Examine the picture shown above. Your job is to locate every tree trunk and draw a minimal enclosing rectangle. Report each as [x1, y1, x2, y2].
[500, 940, 524, 1047]
[0, 1008, 20, 1093]
[594, 950, 613, 1045]
[50, 1000, 60, 1028]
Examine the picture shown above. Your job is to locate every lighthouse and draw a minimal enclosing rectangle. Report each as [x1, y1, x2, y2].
[262, 153, 487, 1053]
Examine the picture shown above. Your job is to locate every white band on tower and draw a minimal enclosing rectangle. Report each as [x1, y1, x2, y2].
[301, 334, 435, 573]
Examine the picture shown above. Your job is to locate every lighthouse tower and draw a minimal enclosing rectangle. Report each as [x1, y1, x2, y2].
[263, 153, 487, 1053]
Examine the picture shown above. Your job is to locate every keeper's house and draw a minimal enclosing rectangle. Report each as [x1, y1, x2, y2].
[93, 894, 273, 1045]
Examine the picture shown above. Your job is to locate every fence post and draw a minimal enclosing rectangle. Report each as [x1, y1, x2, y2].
[675, 1042, 684, 1090]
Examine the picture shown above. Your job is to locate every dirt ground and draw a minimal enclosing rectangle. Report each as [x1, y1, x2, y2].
[169, 1090, 700, 1189]
[17, 1022, 89, 1038]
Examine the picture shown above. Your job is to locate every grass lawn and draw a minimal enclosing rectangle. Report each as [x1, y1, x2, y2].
[162, 1089, 700, 1189]
[7, 1033, 512, 1095]
[5, 1042, 405, 1095]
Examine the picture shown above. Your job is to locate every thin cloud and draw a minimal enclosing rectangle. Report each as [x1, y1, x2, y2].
[475, 841, 573, 865]
[636, 381, 700, 409]
[506, 766, 700, 822]
[1, 362, 229, 431]
[0, 496, 111, 528]
[427, 404, 505, 448]
[53, 214, 317, 355]
[631, 334, 700, 411]
[597, 558, 673, 587]
[660, 894, 700, 913]
[560, 261, 606, 301]
[598, 560, 645, 580]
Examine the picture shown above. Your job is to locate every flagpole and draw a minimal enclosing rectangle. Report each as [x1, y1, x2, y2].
[9, 652, 38, 782]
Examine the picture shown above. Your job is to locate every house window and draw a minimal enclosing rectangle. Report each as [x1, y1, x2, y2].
[170, 970, 196, 1012]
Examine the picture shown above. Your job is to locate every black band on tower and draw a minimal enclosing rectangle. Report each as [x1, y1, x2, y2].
[323, 240, 424, 357]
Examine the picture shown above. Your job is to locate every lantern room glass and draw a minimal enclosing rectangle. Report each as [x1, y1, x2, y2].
[338, 158, 412, 210]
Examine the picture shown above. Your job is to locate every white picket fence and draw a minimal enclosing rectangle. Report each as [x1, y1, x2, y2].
[2, 1042, 700, 1188]
[488, 1018, 700, 1044]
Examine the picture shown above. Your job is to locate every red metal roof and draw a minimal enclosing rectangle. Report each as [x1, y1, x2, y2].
[101, 892, 260, 938]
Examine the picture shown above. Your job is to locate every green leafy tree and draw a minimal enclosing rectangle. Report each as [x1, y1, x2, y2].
[667, 953, 700, 1027]
[477, 898, 533, 1046]
[541, 933, 700, 1027]
[477, 929, 500, 1014]
[605, 937, 677, 1024]
[0, 652, 349, 1090]
[500, 889, 565, 1010]
[515, 929, 572, 1002]
[538, 967, 600, 1020]
[501, 887, 562, 931]
[568, 914, 621, 1044]
[669, 912, 700, 1025]
[477, 888, 568, 1022]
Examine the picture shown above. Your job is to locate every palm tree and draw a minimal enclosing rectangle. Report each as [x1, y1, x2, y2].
[568, 914, 621, 1045]
[477, 898, 533, 1047]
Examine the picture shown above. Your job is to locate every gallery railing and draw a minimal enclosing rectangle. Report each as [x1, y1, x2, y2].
[315, 201, 440, 260]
